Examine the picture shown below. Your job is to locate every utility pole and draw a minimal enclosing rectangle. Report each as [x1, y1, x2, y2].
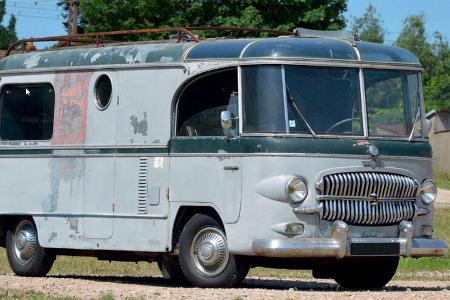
[61, 0, 79, 35]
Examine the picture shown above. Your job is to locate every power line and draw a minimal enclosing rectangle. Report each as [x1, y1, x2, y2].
[5, 12, 60, 21]
[6, 4, 60, 12]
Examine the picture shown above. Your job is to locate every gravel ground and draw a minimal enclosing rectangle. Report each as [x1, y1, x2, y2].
[0, 274, 449, 299]
[436, 188, 450, 207]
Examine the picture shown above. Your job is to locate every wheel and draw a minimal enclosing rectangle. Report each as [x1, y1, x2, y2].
[6, 219, 55, 277]
[158, 255, 188, 284]
[178, 214, 249, 287]
[333, 256, 399, 290]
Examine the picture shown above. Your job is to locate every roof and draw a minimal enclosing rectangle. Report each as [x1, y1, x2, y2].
[0, 37, 420, 71]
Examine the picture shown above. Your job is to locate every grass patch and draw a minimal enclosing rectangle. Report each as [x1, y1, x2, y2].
[0, 209, 448, 281]
[0, 288, 77, 300]
[435, 171, 450, 190]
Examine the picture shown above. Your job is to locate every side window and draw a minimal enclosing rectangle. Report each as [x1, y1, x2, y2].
[0, 83, 55, 140]
[177, 69, 238, 137]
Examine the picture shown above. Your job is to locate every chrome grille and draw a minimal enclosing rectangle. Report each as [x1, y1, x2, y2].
[322, 199, 415, 225]
[321, 172, 417, 199]
[318, 172, 417, 225]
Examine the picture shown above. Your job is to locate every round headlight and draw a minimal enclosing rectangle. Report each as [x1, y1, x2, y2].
[286, 177, 308, 203]
[419, 179, 437, 205]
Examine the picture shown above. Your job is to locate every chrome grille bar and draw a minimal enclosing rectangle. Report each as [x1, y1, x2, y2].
[322, 199, 415, 225]
[318, 172, 417, 226]
[321, 172, 417, 199]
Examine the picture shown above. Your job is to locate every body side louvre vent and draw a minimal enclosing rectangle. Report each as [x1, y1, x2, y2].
[138, 157, 149, 214]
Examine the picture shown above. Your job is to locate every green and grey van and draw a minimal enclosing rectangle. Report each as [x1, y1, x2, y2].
[0, 28, 447, 289]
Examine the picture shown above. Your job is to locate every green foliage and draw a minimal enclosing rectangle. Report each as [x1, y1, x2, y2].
[77, 0, 348, 37]
[395, 14, 450, 111]
[352, 4, 385, 43]
[435, 172, 450, 190]
[0, 0, 17, 50]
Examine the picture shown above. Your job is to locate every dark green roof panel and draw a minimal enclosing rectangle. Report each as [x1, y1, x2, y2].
[356, 42, 420, 64]
[241, 38, 357, 60]
[187, 39, 256, 59]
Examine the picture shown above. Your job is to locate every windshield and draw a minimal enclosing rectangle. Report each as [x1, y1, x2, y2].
[364, 69, 421, 137]
[242, 65, 363, 135]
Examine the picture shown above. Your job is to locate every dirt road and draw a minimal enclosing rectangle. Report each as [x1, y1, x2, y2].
[0, 274, 449, 299]
[436, 188, 450, 207]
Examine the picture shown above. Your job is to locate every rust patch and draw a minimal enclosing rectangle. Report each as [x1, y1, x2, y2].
[52, 72, 92, 145]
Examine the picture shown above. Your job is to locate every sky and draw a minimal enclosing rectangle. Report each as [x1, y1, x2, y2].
[2, 0, 450, 46]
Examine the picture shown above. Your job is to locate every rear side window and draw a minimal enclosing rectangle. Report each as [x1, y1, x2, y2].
[0, 83, 55, 140]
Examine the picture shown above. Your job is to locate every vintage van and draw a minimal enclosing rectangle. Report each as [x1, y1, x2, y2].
[0, 28, 447, 289]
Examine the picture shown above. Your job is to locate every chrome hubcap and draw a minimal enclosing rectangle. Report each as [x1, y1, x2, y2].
[13, 221, 37, 265]
[190, 227, 229, 277]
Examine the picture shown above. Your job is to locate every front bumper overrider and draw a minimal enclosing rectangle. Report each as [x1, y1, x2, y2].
[252, 220, 448, 258]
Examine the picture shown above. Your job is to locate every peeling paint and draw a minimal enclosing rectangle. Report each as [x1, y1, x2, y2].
[23, 53, 41, 68]
[90, 53, 102, 63]
[67, 218, 79, 234]
[44, 158, 84, 213]
[160, 56, 174, 62]
[48, 232, 57, 243]
[130, 112, 148, 136]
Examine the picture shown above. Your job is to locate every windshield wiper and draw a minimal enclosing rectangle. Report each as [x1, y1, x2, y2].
[286, 85, 316, 137]
[408, 109, 420, 141]
[408, 81, 422, 142]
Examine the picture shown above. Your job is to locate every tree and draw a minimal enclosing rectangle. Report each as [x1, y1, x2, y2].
[395, 14, 450, 111]
[75, 0, 347, 37]
[352, 4, 385, 43]
[395, 14, 435, 82]
[0, 0, 17, 50]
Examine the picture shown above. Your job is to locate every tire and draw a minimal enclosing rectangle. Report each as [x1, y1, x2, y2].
[178, 213, 249, 288]
[158, 255, 188, 284]
[6, 219, 55, 277]
[333, 256, 399, 290]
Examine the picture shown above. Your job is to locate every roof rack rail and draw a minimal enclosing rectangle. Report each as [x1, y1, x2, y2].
[294, 28, 357, 40]
[5, 26, 292, 57]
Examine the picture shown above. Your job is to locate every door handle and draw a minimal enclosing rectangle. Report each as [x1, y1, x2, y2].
[85, 149, 100, 154]
[223, 166, 239, 171]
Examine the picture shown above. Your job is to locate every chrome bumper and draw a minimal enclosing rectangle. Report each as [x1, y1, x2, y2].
[252, 220, 448, 258]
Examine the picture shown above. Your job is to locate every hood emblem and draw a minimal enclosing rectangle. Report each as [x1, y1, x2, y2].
[362, 145, 384, 169]
[370, 193, 379, 206]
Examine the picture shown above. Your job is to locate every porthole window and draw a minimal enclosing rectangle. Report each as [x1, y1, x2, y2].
[95, 74, 112, 110]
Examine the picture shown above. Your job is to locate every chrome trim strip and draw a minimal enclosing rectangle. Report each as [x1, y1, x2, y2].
[359, 68, 369, 137]
[281, 65, 290, 133]
[238, 66, 244, 135]
[0, 211, 167, 219]
[237, 59, 423, 71]
[317, 195, 416, 201]
[0, 63, 186, 76]
[239, 132, 428, 142]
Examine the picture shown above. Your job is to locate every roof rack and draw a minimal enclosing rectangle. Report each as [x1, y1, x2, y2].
[5, 27, 292, 57]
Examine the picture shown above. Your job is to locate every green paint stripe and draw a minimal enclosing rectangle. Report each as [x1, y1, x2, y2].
[0, 138, 432, 158]
[0, 147, 168, 156]
[0, 149, 53, 155]
[170, 137, 432, 158]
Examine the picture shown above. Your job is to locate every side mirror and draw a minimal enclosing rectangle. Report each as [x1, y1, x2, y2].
[424, 118, 432, 136]
[221, 111, 233, 129]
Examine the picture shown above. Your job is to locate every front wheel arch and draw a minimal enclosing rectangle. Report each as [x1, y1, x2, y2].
[171, 206, 224, 252]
